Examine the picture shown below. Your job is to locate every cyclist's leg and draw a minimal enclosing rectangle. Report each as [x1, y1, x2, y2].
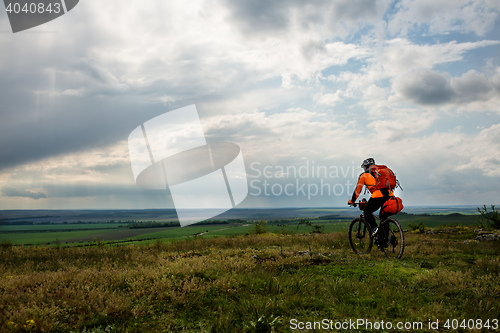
[364, 197, 385, 231]
[378, 190, 392, 239]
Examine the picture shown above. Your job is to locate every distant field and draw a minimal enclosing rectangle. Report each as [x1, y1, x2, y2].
[396, 212, 478, 228]
[2, 229, 116, 245]
[0, 220, 383, 246]
[0, 203, 485, 249]
[0, 210, 482, 247]
[0, 223, 127, 232]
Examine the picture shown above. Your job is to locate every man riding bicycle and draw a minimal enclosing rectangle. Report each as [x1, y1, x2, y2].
[348, 158, 394, 241]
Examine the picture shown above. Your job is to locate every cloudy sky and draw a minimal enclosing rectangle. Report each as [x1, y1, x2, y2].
[0, 0, 499, 210]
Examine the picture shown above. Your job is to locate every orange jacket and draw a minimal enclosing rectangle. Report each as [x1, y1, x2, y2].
[351, 172, 394, 201]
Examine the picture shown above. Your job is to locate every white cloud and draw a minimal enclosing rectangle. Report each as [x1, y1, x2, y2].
[368, 109, 437, 141]
[388, 0, 500, 36]
[315, 90, 344, 106]
[456, 123, 500, 176]
[323, 39, 499, 118]
[364, 125, 500, 205]
[201, 105, 366, 165]
[42, 0, 374, 99]
[371, 39, 499, 78]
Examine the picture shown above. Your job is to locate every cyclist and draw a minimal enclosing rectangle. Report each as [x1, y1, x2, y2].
[348, 158, 394, 243]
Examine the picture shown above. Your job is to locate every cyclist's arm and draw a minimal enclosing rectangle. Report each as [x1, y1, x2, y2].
[350, 173, 376, 203]
[351, 173, 366, 202]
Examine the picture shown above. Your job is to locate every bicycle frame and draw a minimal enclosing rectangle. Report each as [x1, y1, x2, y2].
[349, 200, 404, 259]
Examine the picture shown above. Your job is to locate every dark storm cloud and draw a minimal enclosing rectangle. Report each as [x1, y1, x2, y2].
[0, 33, 227, 172]
[42, 183, 141, 198]
[397, 69, 500, 106]
[0, 42, 252, 172]
[2, 186, 46, 199]
[76, 60, 122, 85]
[397, 70, 454, 105]
[0, 81, 175, 170]
[220, 0, 383, 35]
[220, 0, 300, 33]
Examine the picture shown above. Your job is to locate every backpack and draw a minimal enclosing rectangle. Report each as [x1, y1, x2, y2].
[368, 165, 399, 191]
[381, 196, 404, 215]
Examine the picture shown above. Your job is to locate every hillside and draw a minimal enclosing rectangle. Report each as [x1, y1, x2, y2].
[1, 223, 499, 332]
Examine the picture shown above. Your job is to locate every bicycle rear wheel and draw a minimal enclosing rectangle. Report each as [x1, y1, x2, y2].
[379, 218, 404, 259]
[349, 217, 373, 255]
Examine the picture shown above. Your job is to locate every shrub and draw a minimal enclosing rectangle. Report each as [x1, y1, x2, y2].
[477, 205, 500, 229]
[296, 219, 324, 233]
[252, 220, 268, 234]
[0, 240, 13, 250]
[409, 221, 426, 233]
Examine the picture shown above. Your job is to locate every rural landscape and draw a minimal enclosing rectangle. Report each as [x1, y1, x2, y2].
[1, 0, 500, 332]
[1, 206, 499, 332]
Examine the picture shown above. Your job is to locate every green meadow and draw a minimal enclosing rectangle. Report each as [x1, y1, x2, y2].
[1, 210, 499, 332]
[0, 211, 479, 247]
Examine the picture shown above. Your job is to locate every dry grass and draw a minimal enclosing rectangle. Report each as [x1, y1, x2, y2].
[1, 230, 499, 332]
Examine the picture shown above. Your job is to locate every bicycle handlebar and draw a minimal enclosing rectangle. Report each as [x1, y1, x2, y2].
[349, 199, 367, 210]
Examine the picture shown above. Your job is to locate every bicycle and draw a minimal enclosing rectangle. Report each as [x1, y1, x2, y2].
[348, 199, 405, 259]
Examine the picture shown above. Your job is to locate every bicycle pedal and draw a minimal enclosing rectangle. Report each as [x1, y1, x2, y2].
[377, 238, 389, 247]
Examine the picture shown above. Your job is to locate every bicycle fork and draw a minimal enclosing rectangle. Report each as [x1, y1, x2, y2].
[357, 215, 368, 239]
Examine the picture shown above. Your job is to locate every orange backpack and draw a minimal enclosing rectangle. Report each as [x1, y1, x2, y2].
[368, 165, 398, 191]
[381, 197, 404, 215]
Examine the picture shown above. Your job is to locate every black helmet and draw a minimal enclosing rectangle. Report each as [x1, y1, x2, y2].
[361, 158, 375, 168]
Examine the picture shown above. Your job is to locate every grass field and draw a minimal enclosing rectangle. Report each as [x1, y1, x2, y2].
[0, 211, 480, 247]
[1, 217, 499, 332]
[0, 224, 127, 232]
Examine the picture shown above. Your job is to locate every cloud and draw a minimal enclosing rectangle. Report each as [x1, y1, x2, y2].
[394, 68, 500, 107]
[0, 141, 132, 203]
[330, 0, 381, 22]
[396, 70, 454, 105]
[220, 0, 387, 36]
[368, 109, 437, 140]
[371, 39, 499, 78]
[364, 124, 500, 205]
[388, 0, 500, 36]
[331, 39, 500, 117]
[2, 187, 47, 200]
[314, 90, 344, 106]
[219, 0, 299, 34]
[492, 67, 500, 90]
[0, 0, 376, 173]
[450, 70, 497, 103]
[456, 123, 500, 176]
[0, 0, 499, 209]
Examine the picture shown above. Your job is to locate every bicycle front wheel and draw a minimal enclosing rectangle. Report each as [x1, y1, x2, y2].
[379, 218, 405, 259]
[349, 217, 373, 255]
